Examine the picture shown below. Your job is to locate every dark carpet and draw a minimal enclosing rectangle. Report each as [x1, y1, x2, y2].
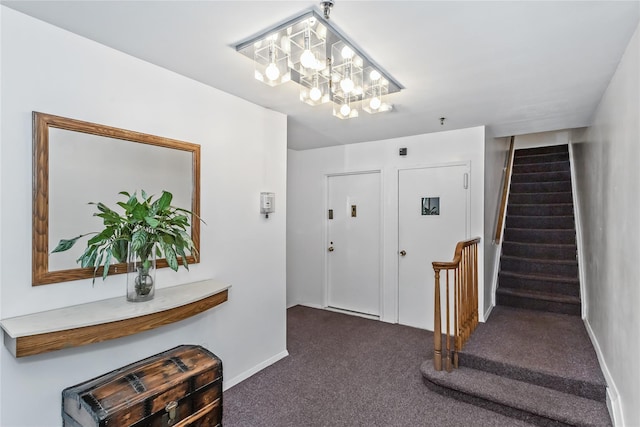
[421, 145, 610, 426]
[497, 144, 581, 315]
[422, 306, 611, 426]
[223, 306, 536, 427]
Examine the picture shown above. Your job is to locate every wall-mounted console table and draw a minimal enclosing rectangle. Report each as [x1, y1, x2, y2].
[0, 279, 229, 358]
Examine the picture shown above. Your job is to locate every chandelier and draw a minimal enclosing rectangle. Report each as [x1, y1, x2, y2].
[235, 4, 402, 119]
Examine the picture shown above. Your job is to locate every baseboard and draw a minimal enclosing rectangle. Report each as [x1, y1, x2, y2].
[584, 318, 622, 426]
[223, 350, 289, 391]
[483, 303, 494, 322]
[324, 306, 380, 320]
[296, 303, 324, 310]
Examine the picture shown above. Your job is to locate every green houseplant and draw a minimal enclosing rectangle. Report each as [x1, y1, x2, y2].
[53, 190, 199, 301]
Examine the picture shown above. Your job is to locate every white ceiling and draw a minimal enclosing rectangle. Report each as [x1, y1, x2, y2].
[3, 1, 639, 150]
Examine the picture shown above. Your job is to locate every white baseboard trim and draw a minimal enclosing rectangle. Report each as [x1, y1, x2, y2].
[297, 303, 382, 321]
[296, 303, 324, 310]
[584, 318, 622, 426]
[223, 350, 289, 391]
[323, 306, 380, 320]
[483, 303, 494, 322]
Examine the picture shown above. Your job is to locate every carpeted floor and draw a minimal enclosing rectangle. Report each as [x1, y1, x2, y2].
[223, 306, 537, 427]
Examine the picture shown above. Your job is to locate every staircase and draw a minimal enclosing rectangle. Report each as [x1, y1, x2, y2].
[422, 145, 611, 426]
[497, 144, 581, 315]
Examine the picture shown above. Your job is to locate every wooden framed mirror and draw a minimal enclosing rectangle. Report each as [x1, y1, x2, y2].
[32, 112, 201, 286]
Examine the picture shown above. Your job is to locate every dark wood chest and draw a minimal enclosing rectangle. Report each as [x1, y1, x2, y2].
[62, 345, 222, 427]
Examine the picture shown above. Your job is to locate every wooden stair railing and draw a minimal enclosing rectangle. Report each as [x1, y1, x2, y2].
[494, 136, 515, 243]
[432, 237, 481, 372]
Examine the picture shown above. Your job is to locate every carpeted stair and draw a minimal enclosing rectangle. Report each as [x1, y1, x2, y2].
[422, 145, 611, 426]
[421, 307, 610, 426]
[497, 144, 581, 315]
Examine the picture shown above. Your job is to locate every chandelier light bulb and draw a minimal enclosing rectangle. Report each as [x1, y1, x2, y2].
[300, 49, 316, 69]
[369, 70, 381, 81]
[340, 77, 354, 93]
[265, 63, 280, 81]
[309, 86, 322, 101]
[369, 96, 382, 110]
[341, 45, 354, 59]
[340, 103, 351, 116]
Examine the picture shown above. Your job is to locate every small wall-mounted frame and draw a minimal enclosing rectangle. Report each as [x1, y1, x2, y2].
[422, 197, 440, 215]
[260, 192, 275, 218]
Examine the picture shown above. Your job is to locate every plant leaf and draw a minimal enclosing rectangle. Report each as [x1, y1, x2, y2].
[157, 191, 173, 212]
[131, 229, 148, 253]
[162, 242, 179, 271]
[132, 203, 148, 221]
[51, 235, 83, 253]
[88, 228, 115, 245]
[102, 249, 112, 280]
[112, 239, 128, 263]
[144, 216, 160, 228]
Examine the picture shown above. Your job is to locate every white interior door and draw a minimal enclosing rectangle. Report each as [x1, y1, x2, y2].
[327, 172, 381, 316]
[398, 164, 469, 330]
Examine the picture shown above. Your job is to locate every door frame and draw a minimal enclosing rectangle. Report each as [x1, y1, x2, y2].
[396, 161, 471, 324]
[323, 169, 385, 319]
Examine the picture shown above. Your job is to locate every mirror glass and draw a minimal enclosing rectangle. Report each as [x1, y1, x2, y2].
[33, 112, 201, 286]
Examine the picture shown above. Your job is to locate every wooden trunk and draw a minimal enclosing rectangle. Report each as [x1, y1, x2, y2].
[62, 345, 222, 427]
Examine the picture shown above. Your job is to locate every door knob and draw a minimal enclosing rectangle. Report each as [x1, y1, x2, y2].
[328, 246, 334, 252]
[400, 250, 407, 256]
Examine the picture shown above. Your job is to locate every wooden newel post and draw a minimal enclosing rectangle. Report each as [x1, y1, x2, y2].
[433, 269, 442, 371]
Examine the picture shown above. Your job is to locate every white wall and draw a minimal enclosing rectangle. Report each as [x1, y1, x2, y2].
[287, 126, 486, 324]
[482, 129, 510, 318]
[0, 5, 4, 424]
[571, 23, 639, 426]
[514, 129, 572, 149]
[0, 7, 287, 426]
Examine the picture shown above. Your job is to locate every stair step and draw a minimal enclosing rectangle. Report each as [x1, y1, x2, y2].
[510, 170, 571, 184]
[513, 152, 569, 165]
[510, 180, 572, 193]
[421, 362, 611, 427]
[500, 256, 578, 278]
[497, 288, 581, 315]
[458, 350, 603, 401]
[504, 228, 576, 244]
[512, 160, 570, 174]
[507, 203, 574, 216]
[498, 271, 580, 297]
[514, 145, 568, 156]
[509, 192, 573, 204]
[505, 215, 575, 230]
[502, 241, 576, 260]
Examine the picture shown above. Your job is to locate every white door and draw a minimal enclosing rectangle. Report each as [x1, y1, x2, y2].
[327, 172, 381, 316]
[398, 164, 469, 330]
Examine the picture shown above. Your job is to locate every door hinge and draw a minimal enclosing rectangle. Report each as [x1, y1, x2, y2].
[463, 173, 469, 189]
